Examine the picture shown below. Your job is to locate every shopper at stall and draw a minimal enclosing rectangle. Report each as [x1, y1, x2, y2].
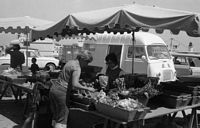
[49, 50, 95, 128]
[105, 53, 126, 90]
[5, 44, 25, 71]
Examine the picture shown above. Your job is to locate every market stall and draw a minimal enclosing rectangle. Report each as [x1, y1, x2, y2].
[1, 4, 200, 128]
[67, 75, 200, 128]
[30, 3, 200, 128]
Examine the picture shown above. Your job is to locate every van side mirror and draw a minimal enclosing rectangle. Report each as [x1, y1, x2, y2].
[141, 55, 147, 61]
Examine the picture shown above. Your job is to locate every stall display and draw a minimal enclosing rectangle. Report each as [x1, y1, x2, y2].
[93, 90, 150, 121]
[1, 66, 200, 128]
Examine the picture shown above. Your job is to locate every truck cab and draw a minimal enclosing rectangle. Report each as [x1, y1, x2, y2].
[83, 32, 177, 82]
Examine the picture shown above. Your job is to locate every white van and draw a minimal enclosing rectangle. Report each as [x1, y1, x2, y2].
[83, 32, 177, 82]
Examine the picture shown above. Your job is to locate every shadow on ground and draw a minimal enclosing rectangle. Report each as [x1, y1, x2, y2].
[0, 99, 24, 128]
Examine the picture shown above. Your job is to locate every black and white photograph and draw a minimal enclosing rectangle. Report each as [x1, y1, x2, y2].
[0, 0, 200, 128]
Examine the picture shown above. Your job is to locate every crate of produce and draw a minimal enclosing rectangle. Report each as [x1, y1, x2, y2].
[12, 78, 27, 84]
[162, 81, 200, 96]
[95, 102, 149, 121]
[160, 91, 192, 108]
[70, 93, 93, 105]
[70, 101, 95, 110]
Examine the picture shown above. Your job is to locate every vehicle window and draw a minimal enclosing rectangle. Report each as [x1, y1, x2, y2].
[29, 51, 37, 57]
[147, 45, 170, 60]
[34, 50, 40, 56]
[193, 58, 200, 67]
[127, 46, 145, 58]
[173, 56, 188, 65]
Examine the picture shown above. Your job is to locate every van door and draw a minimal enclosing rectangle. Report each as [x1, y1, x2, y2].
[173, 56, 191, 77]
[107, 45, 122, 66]
[89, 44, 109, 73]
[121, 45, 147, 74]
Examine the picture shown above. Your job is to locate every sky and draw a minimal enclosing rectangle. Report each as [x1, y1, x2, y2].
[0, 0, 200, 22]
[0, 0, 200, 51]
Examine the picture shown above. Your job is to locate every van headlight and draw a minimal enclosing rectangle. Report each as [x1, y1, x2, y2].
[156, 72, 161, 77]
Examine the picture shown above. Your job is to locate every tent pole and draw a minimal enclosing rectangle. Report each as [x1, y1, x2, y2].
[25, 29, 32, 71]
[132, 31, 135, 74]
[25, 33, 28, 69]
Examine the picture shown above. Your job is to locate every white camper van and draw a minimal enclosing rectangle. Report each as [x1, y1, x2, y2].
[83, 32, 176, 82]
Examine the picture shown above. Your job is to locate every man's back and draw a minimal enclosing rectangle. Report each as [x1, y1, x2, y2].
[6, 44, 25, 70]
[9, 50, 25, 68]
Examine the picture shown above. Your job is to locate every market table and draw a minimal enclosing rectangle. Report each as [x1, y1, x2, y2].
[145, 104, 200, 128]
[0, 75, 29, 100]
[0, 74, 45, 117]
[70, 103, 200, 128]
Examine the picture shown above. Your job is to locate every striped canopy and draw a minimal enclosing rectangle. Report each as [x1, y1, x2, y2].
[32, 4, 200, 41]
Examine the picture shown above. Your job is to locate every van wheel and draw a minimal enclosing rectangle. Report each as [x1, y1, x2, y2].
[45, 63, 56, 71]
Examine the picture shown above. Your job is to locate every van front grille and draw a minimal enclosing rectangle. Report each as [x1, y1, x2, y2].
[162, 69, 173, 82]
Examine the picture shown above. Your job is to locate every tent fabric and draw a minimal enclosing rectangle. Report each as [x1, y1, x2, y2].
[0, 16, 54, 34]
[32, 4, 200, 41]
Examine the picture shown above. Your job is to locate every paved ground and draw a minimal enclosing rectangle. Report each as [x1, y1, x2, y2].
[0, 97, 24, 128]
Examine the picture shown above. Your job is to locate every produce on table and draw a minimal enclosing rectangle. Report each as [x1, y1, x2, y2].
[93, 89, 145, 111]
[128, 78, 161, 99]
[1, 68, 22, 76]
[112, 76, 160, 99]
[71, 73, 160, 110]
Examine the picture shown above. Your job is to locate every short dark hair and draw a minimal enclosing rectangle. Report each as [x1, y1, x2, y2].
[32, 57, 37, 62]
[105, 53, 118, 65]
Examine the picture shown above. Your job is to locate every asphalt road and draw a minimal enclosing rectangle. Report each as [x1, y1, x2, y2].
[0, 97, 24, 128]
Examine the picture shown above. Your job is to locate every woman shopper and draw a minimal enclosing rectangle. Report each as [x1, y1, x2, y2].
[49, 50, 95, 128]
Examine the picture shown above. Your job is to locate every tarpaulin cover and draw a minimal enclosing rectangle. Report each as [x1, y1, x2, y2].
[0, 16, 53, 34]
[32, 4, 200, 41]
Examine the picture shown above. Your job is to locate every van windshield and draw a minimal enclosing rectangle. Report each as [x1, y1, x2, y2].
[27, 50, 40, 57]
[147, 45, 170, 60]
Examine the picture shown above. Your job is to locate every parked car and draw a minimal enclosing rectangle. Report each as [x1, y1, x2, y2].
[171, 52, 200, 77]
[0, 47, 60, 71]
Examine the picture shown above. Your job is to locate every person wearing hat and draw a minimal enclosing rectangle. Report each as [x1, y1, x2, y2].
[5, 44, 25, 71]
[49, 50, 95, 128]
